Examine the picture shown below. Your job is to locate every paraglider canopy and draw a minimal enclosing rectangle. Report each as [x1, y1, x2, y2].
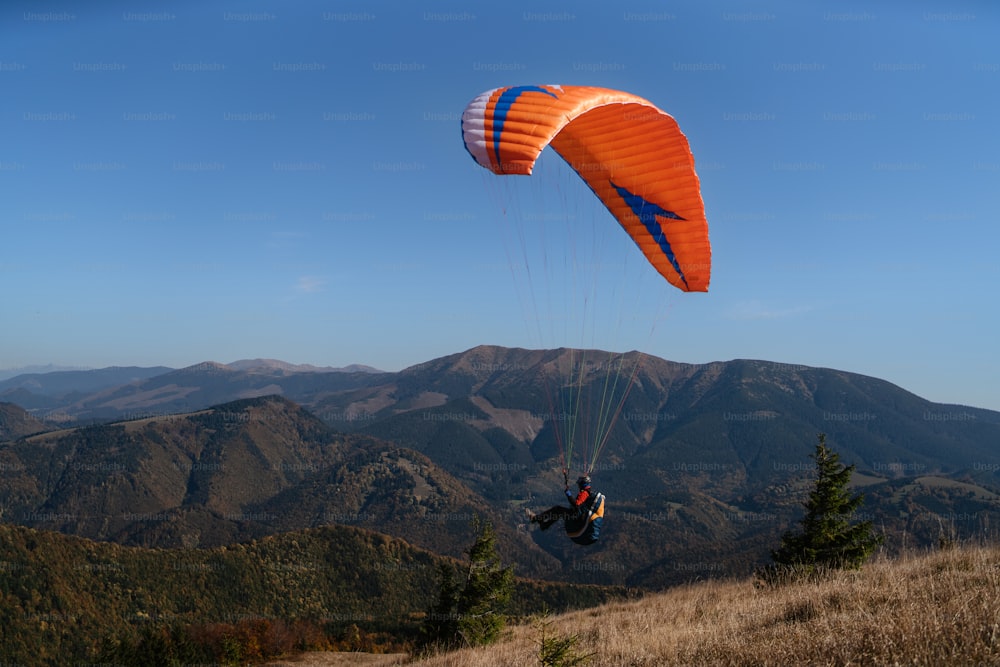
[462, 84, 711, 293]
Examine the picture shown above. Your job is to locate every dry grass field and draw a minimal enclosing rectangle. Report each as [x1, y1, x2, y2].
[401, 544, 1000, 666]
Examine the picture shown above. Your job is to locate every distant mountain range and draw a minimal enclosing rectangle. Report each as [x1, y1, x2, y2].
[3, 345, 1000, 589]
[0, 365, 173, 403]
[0, 360, 381, 383]
[0, 359, 381, 420]
[0, 363, 92, 381]
[224, 358, 382, 374]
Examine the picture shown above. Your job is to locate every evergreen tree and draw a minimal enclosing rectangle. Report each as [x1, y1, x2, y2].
[536, 611, 594, 666]
[418, 562, 461, 648]
[455, 516, 514, 646]
[767, 434, 883, 580]
[418, 516, 514, 650]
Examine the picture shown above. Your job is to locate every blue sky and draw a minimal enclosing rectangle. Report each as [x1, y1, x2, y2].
[2, 0, 998, 410]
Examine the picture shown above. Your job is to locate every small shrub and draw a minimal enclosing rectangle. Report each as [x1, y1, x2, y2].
[536, 613, 594, 667]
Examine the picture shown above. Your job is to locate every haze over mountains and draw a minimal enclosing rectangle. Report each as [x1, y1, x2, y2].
[0, 359, 381, 408]
[0, 359, 382, 420]
[0, 364, 93, 382]
[3, 345, 1000, 589]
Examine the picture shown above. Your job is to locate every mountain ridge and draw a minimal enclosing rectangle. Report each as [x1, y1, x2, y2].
[226, 358, 382, 374]
[4, 348, 1000, 589]
[4, 345, 996, 418]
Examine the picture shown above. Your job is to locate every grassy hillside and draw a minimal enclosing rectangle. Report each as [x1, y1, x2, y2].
[407, 544, 1000, 666]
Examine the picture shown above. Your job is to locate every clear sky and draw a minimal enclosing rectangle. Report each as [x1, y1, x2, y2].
[2, 0, 998, 410]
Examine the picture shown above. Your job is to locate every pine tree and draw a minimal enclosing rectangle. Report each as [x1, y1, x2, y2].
[455, 516, 514, 647]
[766, 434, 883, 581]
[537, 611, 594, 666]
[417, 562, 461, 649]
[418, 516, 514, 650]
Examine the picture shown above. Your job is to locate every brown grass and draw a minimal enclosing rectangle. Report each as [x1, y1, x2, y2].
[403, 544, 1000, 666]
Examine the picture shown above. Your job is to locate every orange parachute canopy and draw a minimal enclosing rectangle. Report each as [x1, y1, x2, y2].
[462, 85, 711, 292]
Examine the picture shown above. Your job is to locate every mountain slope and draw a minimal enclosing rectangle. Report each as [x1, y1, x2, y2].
[322, 347, 1000, 502]
[0, 402, 50, 440]
[0, 396, 558, 576]
[0, 522, 623, 666]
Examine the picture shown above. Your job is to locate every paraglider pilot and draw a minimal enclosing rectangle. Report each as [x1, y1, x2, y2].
[528, 474, 604, 545]
[529, 475, 594, 530]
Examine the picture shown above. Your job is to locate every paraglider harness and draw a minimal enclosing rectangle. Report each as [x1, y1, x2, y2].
[563, 472, 606, 546]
